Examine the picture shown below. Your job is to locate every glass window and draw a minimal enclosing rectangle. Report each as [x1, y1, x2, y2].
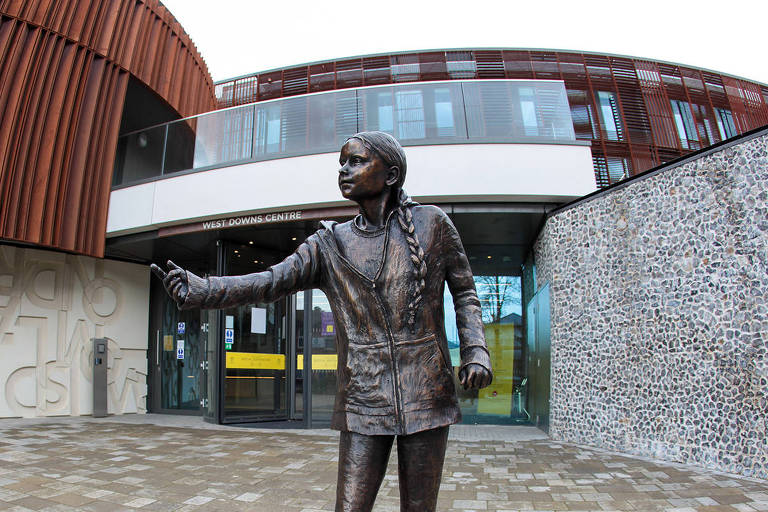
[465, 81, 515, 137]
[606, 157, 628, 182]
[255, 103, 282, 155]
[463, 81, 574, 141]
[222, 301, 287, 421]
[570, 102, 599, 140]
[446, 51, 476, 79]
[391, 55, 419, 82]
[114, 80, 577, 186]
[444, 275, 527, 424]
[519, 87, 538, 136]
[308, 92, 339, 149]
[112, 124, 166, 185]
[597, 91, 623, 141]
[715, 107, 737, 140]
[670, 99, 698, 149]
[186, 107, 253, 170]
[307, 289, 336, 424]
[159, 296, 206, 410]
[433, 88, 455, 137]
[374, 91, 394, 133]
[703, 118, 717, 145]
[593, 155, 629, 185]
[395, 89, 425, 139]
[281, 96, 309, 153]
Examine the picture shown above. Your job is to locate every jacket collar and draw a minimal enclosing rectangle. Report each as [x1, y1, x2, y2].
[318, 210, 399, 282]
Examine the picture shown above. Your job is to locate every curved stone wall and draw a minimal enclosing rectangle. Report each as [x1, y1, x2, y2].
[534, 130, 768, 479]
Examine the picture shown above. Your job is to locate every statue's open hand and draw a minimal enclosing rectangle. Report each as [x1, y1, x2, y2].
[150, 260, 189, 305]
[458, 363, 492, 390]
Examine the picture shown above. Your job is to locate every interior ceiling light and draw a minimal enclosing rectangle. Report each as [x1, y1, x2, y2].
[248, 241, 254, 245]
[487, 255, 492, 259]
[291, 237, 297, 241]
[234, 250, 239, 253]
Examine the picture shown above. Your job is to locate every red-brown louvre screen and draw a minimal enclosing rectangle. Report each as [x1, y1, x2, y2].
[0, 1, 216, 257]
[206, 48, 767, 187]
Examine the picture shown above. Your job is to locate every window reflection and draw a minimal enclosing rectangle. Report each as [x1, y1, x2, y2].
[307, 289, 336, 424]
[395, 89, 425, 139]
[715, 107, 737, 140]
[597, 91, 623, 141]
[434, 88, 456, 136]
[222, 302, 286, 421]
[114, 80, 576, 187]
[519, 87, 538, 136]
[255, 103, 282, 155]
[671, 99, 699, 149]
[444, 275, 528, 424]
[377, 92, 394, 133]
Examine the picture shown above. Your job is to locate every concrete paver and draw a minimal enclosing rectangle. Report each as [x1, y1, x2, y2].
[0, 415, 765, 511]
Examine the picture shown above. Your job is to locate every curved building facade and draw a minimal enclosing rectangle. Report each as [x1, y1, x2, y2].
[0, 0, 214, 418]
[0, 0, 215, 257]
[215, 49, 768, 187]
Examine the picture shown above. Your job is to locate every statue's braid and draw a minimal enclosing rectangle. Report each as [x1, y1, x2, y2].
[396, 192, 426, 330]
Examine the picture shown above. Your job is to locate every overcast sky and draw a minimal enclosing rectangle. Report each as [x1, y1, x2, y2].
[160, 0, 768, 86]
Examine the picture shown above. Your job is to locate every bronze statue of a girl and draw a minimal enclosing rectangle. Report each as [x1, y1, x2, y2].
[152, 131, 492, 512]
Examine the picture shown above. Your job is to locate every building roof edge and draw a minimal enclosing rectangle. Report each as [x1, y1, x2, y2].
[213, 47, 768, 88]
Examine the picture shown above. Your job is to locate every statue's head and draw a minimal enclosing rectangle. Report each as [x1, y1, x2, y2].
[346, 131, 407, 191]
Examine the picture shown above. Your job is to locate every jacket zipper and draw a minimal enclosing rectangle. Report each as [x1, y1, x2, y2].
[320, 216, 406, 432]
[371, 281, 406, 434]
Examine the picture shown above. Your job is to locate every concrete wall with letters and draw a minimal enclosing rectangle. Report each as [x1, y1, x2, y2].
[0, 245, 149, 417]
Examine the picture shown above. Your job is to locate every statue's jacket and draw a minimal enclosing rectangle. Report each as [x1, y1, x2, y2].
[181, 205, 492, 436]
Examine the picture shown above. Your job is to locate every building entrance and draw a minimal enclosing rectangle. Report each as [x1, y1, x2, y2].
[148, 284, 209, 415]
[138, 209, 548, 427]
[220, 301, 289, 422]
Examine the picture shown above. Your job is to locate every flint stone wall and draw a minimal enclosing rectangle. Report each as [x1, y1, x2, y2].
[534, 131, 768, 479]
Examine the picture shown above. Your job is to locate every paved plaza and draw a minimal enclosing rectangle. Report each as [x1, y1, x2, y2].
[0, 415, 766, 512]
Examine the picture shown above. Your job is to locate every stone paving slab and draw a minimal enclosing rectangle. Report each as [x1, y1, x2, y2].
[0, 416, 765, 511]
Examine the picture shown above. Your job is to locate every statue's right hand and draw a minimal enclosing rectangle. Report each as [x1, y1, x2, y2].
[150, 260, 189, 304]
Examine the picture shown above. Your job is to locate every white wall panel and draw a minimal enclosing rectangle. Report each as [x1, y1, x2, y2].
[106, 182, 156, 234]
[107, 143, 595, 236]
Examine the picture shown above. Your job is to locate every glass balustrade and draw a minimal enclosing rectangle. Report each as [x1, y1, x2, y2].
[113, 80, 575, 187]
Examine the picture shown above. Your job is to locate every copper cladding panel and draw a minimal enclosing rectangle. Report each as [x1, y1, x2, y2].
[0, 0, 216, 257]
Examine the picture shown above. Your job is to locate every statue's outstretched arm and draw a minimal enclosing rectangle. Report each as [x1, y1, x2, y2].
[150, 232, 323, 310]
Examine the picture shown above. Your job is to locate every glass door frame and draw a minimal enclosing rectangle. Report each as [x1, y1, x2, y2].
[148, 274, 207, 416]
[205, 239, 304, 425]
[202, 240, 226, 423]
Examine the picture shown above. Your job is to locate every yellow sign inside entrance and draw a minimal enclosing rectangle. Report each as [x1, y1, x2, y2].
[477, 323, 515, 416]
[226, 352, 285, 370]
[297, 354, 337, 371]
[225, 353, 339, 370]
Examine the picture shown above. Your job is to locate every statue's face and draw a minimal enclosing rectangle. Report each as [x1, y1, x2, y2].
[338, 139, 395, 202]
